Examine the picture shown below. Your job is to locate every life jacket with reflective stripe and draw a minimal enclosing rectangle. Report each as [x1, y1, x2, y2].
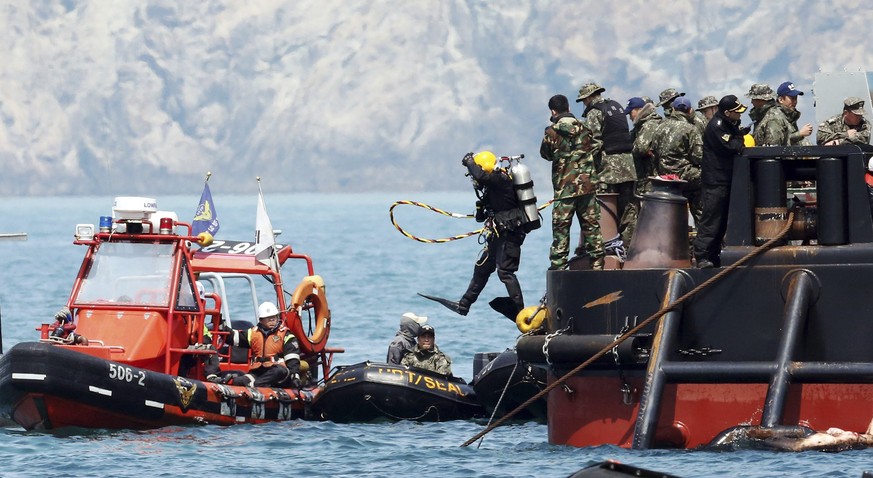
[247, 326, 294, 369]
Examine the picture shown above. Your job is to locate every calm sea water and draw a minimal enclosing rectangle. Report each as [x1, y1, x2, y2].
[1, 193, 871, 477]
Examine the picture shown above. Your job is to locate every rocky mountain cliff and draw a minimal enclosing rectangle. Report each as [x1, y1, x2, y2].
[1, 0, 870, 196]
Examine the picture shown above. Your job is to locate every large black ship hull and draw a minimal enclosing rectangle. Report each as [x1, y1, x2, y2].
[518, 146, 873, 449]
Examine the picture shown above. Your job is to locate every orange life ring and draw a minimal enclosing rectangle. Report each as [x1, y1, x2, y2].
[289, 275, 331, 354]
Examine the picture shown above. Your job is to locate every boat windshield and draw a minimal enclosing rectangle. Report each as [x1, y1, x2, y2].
[75, 242, 176, 307]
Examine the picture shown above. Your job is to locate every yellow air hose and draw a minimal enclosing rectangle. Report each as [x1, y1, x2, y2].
[389, 199, 554, 244]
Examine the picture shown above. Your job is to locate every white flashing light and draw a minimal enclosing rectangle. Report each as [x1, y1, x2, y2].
[75, 224, 95, 241]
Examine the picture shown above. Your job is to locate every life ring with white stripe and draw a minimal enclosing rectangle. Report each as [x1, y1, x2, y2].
[289, 275, 331, 354]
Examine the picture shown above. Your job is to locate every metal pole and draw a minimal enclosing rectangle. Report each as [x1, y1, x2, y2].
[632, 270, 690, 449]
[761, 270, 816, 428]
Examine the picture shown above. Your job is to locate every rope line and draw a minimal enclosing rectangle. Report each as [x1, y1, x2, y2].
[389, 199, 554, 244]
[477, 357, 521, 449]
[460, 211, 795, 447]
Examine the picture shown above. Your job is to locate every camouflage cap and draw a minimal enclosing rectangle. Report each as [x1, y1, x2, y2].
[576, 82, 606, 102]
[696, 95, 718, 111]
[844, 96, 865, 115]
[657, 88, 685, 107]
[745, 83, 775, 101]
[641, 96, 654, 105]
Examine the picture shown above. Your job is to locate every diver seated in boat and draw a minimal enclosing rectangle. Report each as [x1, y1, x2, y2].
[224, 301, 301, 388]
[386, 312, 428, 364]
[400, 324, 453, 376]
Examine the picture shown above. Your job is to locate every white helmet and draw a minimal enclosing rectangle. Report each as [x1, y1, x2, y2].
[258, 301, 280, 319]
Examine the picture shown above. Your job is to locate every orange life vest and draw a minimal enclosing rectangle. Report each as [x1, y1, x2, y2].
[247, 326, 293, 369]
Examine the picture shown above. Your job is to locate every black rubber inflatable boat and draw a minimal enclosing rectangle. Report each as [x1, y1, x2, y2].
[311, 361, 483, 422]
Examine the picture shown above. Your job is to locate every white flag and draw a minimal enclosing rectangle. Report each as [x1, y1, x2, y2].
[254, 186, 276, 270]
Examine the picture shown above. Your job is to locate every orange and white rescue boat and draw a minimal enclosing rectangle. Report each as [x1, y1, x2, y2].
[0, 196, 342, 430]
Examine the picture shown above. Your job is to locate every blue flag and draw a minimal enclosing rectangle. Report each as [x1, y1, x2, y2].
[192, 183, 220, 238]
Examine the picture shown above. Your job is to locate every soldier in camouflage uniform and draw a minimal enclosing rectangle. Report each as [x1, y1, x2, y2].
[576, 83, 637, 241]
[775, 81, 813, 145]
[657, 88, 685, 117]
[746, 83, 776, 144]
[540, 94, 605, 270]
[694, 96, 719, 135]
[817, 97, 871, 146]
[653, 87, 702, 225]
[624, 96, 663, 244]
[651, 96, 703, 226]
[400, 325, 452, 376]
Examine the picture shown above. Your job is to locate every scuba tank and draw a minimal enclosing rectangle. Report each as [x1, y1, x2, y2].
[509, 160, 541, 233]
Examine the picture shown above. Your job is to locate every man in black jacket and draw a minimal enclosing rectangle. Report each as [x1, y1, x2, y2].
[692, 95, 748, 268]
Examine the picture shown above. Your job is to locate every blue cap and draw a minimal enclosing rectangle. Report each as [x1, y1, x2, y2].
[672, 96, 692, 112]
[777, 81, 804, 97]
[624, 97, 646, 114]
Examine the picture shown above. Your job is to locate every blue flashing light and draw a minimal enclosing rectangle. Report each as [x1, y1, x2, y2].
[99, 216, 113, 232]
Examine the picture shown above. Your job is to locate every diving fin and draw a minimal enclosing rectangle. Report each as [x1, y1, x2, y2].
[417, 292, 468, 316]
[489, 297, 521, 322]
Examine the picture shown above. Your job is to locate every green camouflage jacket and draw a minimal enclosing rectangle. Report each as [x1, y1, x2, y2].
[540, 112, 597, 200]
[781, 105, 810, 145]
[651, 110, 702, 179]
[748, 103, 768, 133]
[400, 344, 453, 376]
[816, 113, 872, 145]
[753, 102, 797, 146]
[584, 99, 637, 184]
[693, 111, 708, 135]
[632, 104, 662, 162]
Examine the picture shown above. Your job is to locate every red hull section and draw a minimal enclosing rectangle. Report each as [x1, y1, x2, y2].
[549, 376, 873, 448]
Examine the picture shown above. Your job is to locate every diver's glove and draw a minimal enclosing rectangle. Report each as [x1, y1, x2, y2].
[462, 152, 474, 167]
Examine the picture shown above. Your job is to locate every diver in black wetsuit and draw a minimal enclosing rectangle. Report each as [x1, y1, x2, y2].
[443, 151, 526, 320]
